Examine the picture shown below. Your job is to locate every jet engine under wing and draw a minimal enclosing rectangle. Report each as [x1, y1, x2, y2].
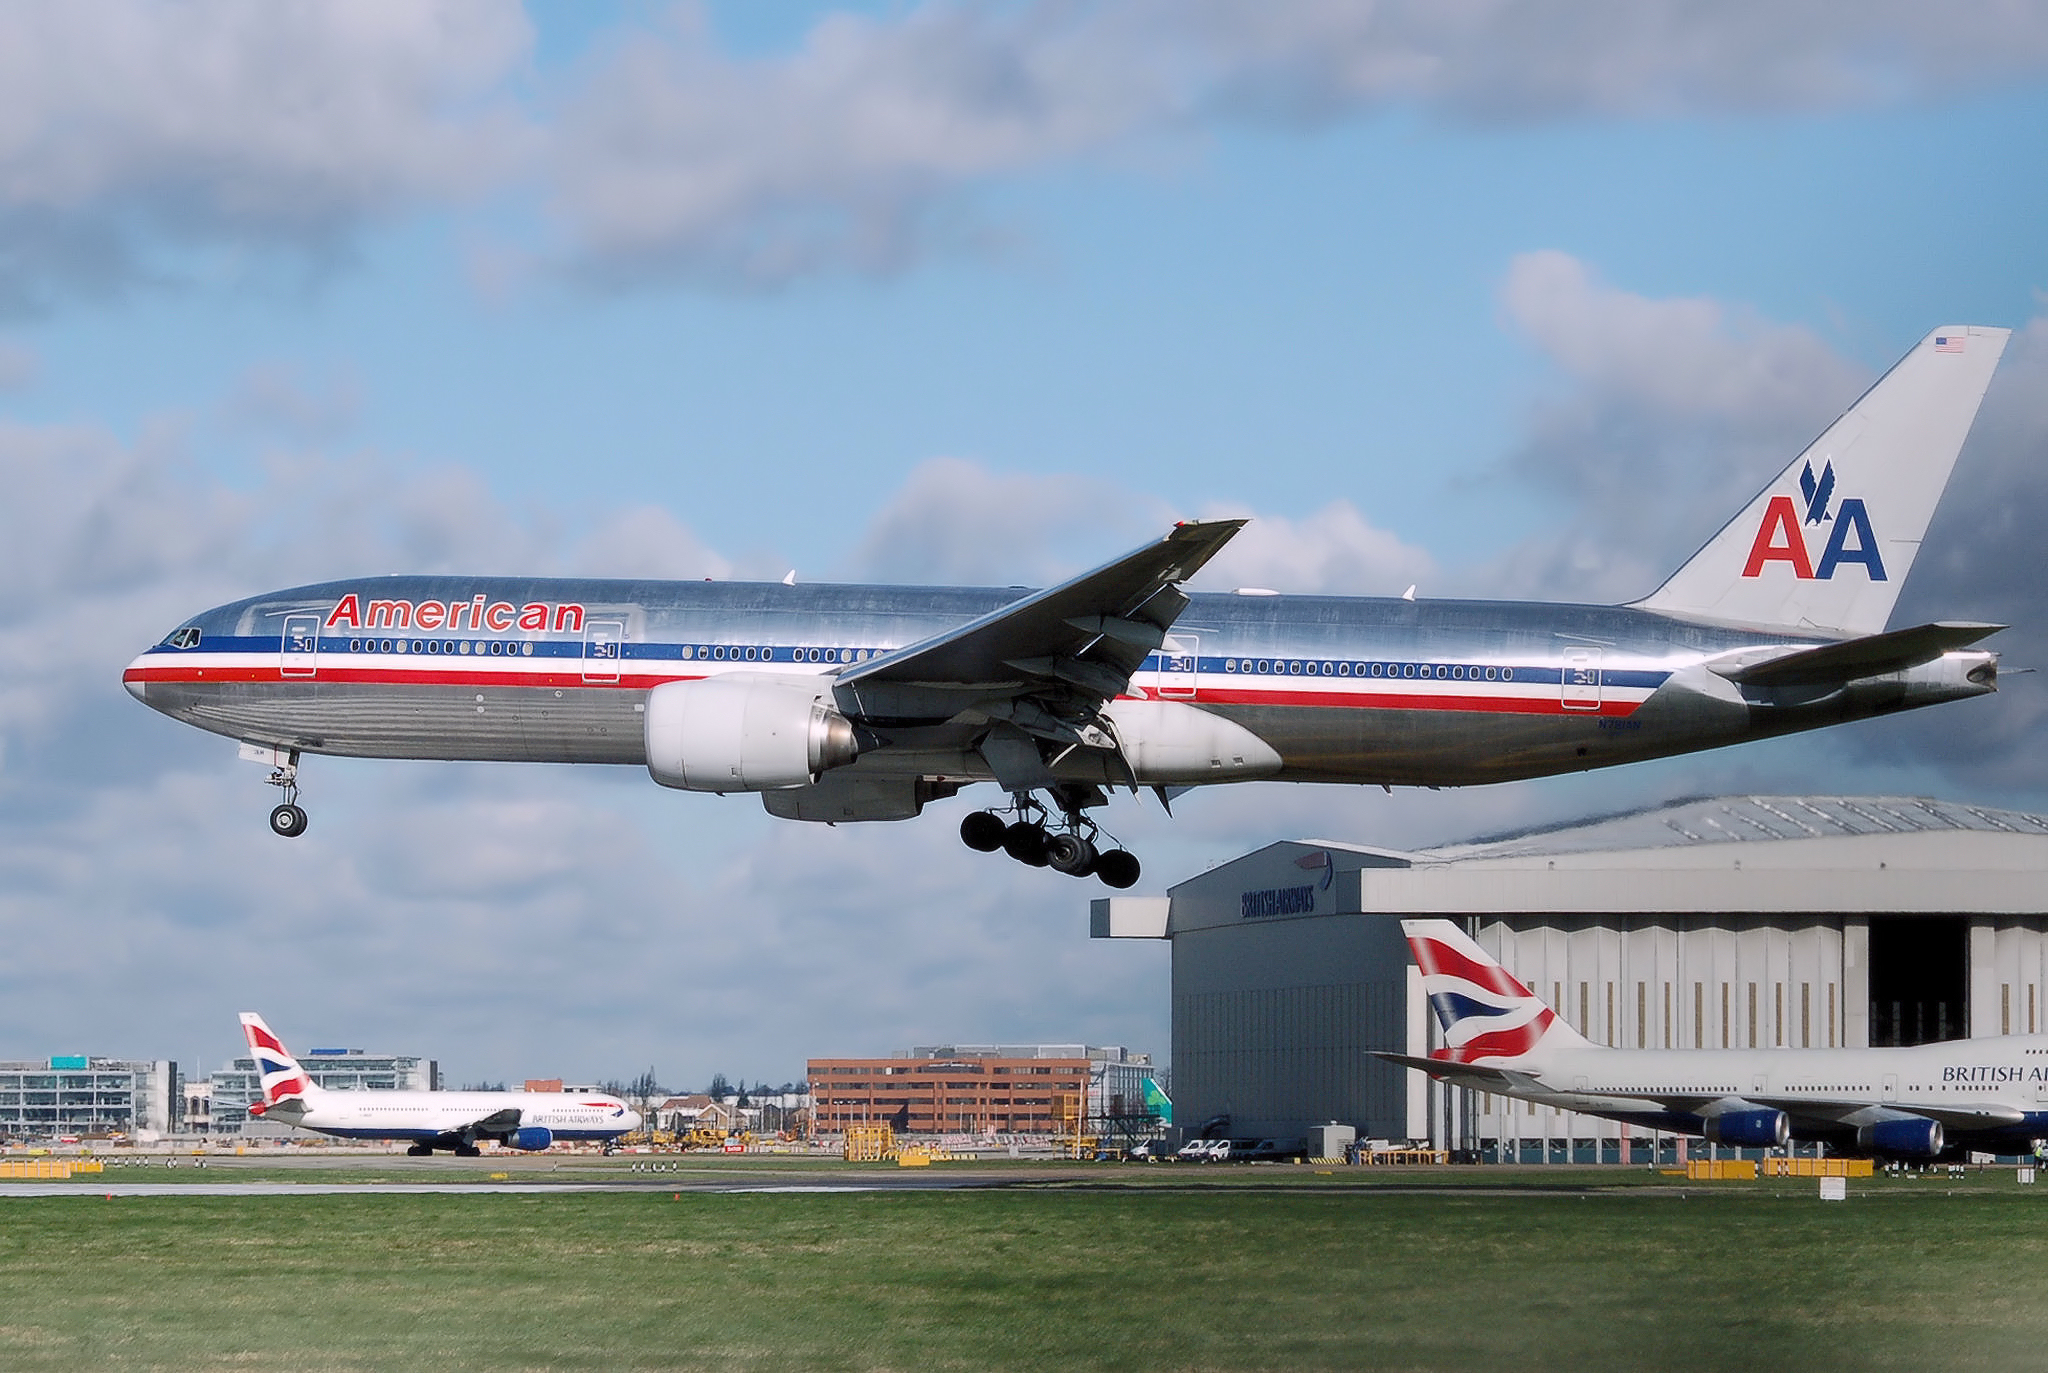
[832, 520, 1246, 732]
[1715, 621, 2003, 688]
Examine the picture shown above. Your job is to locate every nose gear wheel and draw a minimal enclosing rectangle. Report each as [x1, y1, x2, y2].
[262, 749, 309, 838]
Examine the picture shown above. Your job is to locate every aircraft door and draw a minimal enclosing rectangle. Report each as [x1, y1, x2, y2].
[280, 614, 321, 679]
[1882, 1073, 1899, 1102]
[1561, 647, 1602, 711]
[1161, 633, 1199, 700]
[582, 620, 625, 684]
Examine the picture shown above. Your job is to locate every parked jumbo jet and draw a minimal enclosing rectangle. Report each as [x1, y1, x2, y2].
[1381, 921, 2048, 1160]
[128, 328, 2009, 887]
[239, 1013, 640, 1156]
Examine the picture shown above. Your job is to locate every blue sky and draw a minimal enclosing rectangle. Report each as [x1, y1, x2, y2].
[3, 1, 2048, 1091]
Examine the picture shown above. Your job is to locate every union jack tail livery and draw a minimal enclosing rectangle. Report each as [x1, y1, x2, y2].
[239, 1011, 321, 1112]
[1404, 920, 1586, 1064]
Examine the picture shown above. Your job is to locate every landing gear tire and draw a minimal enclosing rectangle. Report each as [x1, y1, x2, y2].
[1002, 821, 1050, 866]
[455, 1143, 482, 1158]
[960, 811, 1007, 852]
[1093, 849, 1141, 889]
[269, 803, 309, 838]
[1045, 832, 1098, 876]
[406, 1143, 433, 1157]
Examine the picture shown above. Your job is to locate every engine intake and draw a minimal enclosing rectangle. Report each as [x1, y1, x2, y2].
[508, 1125, 554, 1152]
[1859, 1117, 1944, 1159]
[1702, 1107, 1789, 1149]
[645, 677, 860, 792]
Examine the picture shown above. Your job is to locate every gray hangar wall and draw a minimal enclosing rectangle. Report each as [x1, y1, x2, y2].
[1092, 795, 2048, 1148]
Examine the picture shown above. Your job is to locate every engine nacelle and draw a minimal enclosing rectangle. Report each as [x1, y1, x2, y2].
[645, 676, 860, 792]
[508, 1125, 554, 1152]
[1703, 1108, 1789, 1149]
[1859, 1117, 1944, 1158]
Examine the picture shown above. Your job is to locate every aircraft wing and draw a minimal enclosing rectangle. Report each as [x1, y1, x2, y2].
[465, 1106, 526, 1135]
[832, 520, 1245, 768]
[1744, 1096, 2030, 1130]
[1716, 621, 2003, 688]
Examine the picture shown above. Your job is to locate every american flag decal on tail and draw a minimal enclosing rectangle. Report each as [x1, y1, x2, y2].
[1402, 920, 1584, 1064]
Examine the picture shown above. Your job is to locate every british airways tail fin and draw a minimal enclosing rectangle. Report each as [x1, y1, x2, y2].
[1632, 325, 2009, 637]
[1402, 919, 1587, 1063]
[238, 1011, 321, 1114]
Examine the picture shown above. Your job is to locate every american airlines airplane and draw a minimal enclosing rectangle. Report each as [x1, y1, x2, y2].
[239, 1013, 641, 1156]
[126, 327, 2009, 887]
[1382, 921, 2048, 1160]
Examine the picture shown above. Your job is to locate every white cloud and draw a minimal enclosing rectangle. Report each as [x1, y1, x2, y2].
[0, 0, 532, 308]
[535, 2, 2048, 287]
[843, 455, 1167, 585]
[2, 3, 2046, 300]
[1474, 250, 1868, 603]
[1190, 499, 1436, 597]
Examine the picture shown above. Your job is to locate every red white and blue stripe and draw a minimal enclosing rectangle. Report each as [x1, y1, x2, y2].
[1404, 921, 1582, 1064]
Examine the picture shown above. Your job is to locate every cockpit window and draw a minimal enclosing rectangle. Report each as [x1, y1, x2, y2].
[162, 626, 202, 650]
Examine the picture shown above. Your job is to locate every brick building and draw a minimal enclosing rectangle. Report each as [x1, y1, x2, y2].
[809, 1050, 1090, 1136]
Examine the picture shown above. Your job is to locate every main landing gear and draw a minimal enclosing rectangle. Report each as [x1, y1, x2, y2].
[265, 749, 309, 838]
[959, 794, 1141, 888]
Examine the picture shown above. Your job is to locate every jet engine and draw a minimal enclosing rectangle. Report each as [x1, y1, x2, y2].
[508, 1125, 555, 1151]
[645, 677, 860, 791]
[1859, 1117, 1943, 1159]
[1702, 1107, 1789, 1149]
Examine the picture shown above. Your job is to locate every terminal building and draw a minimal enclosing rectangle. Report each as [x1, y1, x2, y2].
[0, 1057, 181, 1140]
[1093, 795, 2048, 1157]
[211, 1046, 438, 1135]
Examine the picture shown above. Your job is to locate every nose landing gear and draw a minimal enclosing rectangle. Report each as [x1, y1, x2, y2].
[262, 748, 308, 838]
[959, 793, 1141, 888]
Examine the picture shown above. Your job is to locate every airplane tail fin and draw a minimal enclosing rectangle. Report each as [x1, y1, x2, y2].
[238, 1011, 320, 1113]
[1402, 919, 1588, 1063]
[1632, 325, 2009, 637]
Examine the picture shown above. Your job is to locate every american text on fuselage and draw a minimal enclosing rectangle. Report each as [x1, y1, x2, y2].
[123, 326, 2013, 883]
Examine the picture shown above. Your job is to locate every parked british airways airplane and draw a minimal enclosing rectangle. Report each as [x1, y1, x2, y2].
[128, 327, 2009, 887]
[239, 1013, 640, 1155]
[1381, 920, 2048, 1159]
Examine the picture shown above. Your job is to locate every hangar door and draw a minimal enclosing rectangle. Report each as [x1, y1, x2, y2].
[1868, 917, 1968, 1046]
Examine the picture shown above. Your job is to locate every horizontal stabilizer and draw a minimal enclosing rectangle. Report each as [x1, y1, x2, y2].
[1717, 621, 2003, 687]
[1371, 1051, 1516, 1089]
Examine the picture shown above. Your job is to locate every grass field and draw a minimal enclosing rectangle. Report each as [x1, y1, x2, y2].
[3, 1165, 2044, 1369]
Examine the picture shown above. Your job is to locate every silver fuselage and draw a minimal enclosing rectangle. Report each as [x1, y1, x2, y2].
[122, 576, 1997, 791]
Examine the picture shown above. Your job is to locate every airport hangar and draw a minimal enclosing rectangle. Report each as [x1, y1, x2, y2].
[1092, 795, 2048, 1160]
